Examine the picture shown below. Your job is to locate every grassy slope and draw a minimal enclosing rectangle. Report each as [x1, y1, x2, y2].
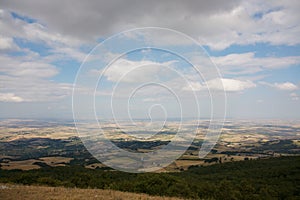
[0, 156, 300, 199]
[0, 184, 182, 200]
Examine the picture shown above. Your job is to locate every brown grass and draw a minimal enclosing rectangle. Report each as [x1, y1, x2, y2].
[0, 159, 41, 170]
[0, 184, 184, 200]
[174, 160, 205, 170]
[85, 163, 106, 169]
[39, 157, 73, 167]
[0, 157, 74, 170]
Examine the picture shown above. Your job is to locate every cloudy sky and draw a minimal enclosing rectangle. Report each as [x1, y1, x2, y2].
[0, 0, 300, 119]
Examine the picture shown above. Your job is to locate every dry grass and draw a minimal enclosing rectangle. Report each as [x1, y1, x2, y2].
[0, 157, 74, 170]
[174, 160, 205, 170]
[0, 184, 183, 200]
[0, 126, 77, 142]
[0, 159, 41, 170]
[39, 157, 73, 167]
[85, 163, 106, 169]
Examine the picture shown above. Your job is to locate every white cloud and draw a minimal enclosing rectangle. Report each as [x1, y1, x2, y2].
[0, 9, 85, 62]
[0, 55, 59, 78]
[212, 52, 300, 75]
[0, 93, 24, 102]
[0, 1, 299, 122]
[0, 36, 18, 51]
[104, 59, 176, 83]
[274, 82, 298, 91]
[0, 53, 73, 102]
[1, 1, 300, 50]
[260, 81, 298, 91]
[0, 9, 81, 47]
[0, 74, 73, 102]
[183, 81, 203, 91]
[0, 10, 86, 103]
[184, 78, 256, 92]
[207, 78, 256, 92]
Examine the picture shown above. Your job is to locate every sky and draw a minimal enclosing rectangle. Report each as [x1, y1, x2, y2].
[0, 0, 300, 120]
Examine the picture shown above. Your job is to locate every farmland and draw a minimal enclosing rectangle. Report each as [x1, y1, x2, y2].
[0, 119, 299, 199]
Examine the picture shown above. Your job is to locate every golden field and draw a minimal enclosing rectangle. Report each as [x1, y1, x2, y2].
[0, 184, 183, 200]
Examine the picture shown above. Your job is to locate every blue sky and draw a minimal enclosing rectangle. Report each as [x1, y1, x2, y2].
[0, 0, 299, 119]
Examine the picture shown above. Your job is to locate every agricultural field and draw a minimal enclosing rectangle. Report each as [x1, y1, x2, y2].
[0, 119, 299, 171]
[0, 119, 299, 199]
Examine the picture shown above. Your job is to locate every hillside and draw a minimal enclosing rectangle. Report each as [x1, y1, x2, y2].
[0, 184, 182, 200]
[1, 156, 300, 199]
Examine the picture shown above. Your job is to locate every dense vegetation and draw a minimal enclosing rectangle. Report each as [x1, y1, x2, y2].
[0, 137, 91, 161]
[1, 156, 300, 199]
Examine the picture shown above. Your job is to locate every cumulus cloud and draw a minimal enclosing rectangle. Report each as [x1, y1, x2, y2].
[0, 0, 299, 122]
[0, 9, 85, 61]
[0, 53, 72, 102]
[1, 0, 300, 50]
[0, 74, 73, 102]
[0, 9, 86, 102]
[260, 81, 298, 91]
[184, 78, 256, 92]
[0, 36, 19, 51]
[0, 9, 81, 47]
[207, 78, 256, 92]
[274, 82, 298, 91]
[212, 52, 300, 75]
[104, 59, 176, 83]
[183, 81, 203, 91]
[0, 93, 24, 102]
[0, 1, 238, 46]
[0, 55, 59, 78]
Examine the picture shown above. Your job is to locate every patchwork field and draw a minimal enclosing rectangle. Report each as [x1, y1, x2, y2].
[0, 159, 40, 170]
[1, 157, 73, 170]
[0, 119, 299, 172]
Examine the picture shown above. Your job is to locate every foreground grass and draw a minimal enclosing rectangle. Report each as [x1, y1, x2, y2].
[0, 184, 182, 200]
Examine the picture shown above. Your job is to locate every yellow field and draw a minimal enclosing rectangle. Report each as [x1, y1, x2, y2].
[0, 126, 76, 142]
[85, 163, 106, 169]
[0, 157, 73, 170]
[0, 184, 183, 200]
[174, 160, 205, 170]
[39, 157, 73, 167]
[0, 159, 40, 170]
